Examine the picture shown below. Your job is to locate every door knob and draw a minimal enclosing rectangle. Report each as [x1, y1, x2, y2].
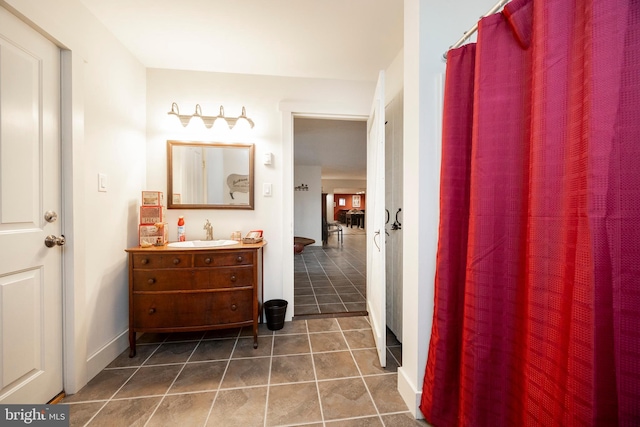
[44, 211, 58, 223]
[44, 235, 66, 248]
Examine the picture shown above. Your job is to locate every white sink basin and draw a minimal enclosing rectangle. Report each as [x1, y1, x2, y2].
[167, 240, 239, 248]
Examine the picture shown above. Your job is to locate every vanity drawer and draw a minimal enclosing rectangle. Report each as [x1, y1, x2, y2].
[132, 289, 253, 329]
[207, 266, 255, 289]
[194, 251, 253, 267]
[132, 253, 192, 269]
[132, 270, 209, 291]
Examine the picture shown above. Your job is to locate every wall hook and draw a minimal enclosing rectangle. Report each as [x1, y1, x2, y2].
[391, 208, 402, 230]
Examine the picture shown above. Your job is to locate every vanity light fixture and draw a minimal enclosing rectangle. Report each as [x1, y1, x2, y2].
[168, 102, 255, 129]
[294, 183, 309, 191]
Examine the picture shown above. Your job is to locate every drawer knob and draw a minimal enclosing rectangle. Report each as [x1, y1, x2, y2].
[230, 304, 238, 311]
[204, 258, 212, 264]
[236, 256, 243, 263]
[141, 258, 149, 265]
[173, 258, 180, 265]
[230, 275, 237, 282]
[147, 278, 156, 285]
[148, 308, 156, 315]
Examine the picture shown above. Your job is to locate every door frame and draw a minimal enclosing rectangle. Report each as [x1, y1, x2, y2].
[280, 101, 370, 320]
[60, 49, 89, 395]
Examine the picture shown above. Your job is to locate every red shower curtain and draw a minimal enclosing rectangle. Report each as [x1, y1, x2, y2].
[421, 0, 640, 425]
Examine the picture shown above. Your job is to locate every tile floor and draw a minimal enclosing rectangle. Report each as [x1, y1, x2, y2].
[62, 317, 428, 427]
[294, 225, 367, 317]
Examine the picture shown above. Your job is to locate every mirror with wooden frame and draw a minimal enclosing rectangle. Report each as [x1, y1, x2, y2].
[167, 140, 254, 209]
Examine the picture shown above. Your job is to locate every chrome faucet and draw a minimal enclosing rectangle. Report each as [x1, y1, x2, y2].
[203, 219, 213, 240]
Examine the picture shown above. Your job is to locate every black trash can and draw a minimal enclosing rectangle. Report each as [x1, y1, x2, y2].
[264, 299, 288, 330]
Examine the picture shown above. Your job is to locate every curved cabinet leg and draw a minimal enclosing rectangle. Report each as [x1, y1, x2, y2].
[129, 330, 136, 358]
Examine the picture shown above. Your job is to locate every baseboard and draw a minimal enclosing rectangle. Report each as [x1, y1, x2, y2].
[292, 311, 368, 321]
[397, 366, 425, 420]
[86, 329, 130, 381]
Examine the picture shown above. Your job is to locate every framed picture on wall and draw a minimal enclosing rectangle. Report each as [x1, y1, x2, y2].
[352, 195, 361, 208]
[339, 198, 346, 206]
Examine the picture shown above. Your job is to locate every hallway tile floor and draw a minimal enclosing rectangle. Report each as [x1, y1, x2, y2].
[62, 317, 427, 426]
[294, 225, 367, 316]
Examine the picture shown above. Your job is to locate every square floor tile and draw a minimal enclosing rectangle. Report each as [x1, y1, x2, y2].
[309, 332, 348, 352]
[337, 317, 371, 331]
[190, 339, 236, 362]
[295, 288, 315, 297]
[147, 392, 215, 427]
[364, 374, 408, 414]
[266, 382, 322, 426]
[313, 351, 360, 380]
[295, 295, 318, 305]
[87, 397, 161, 427]
[316, 294, 344, 304]
[294, 305, 320, 315]
[63, 369, 135, 403]
[272, 334, 310, 355]
[220, 358, 270, 388]
[169, 361, 226, 393]
[275, 320, 308, 335]
[135, 333, 168, 344]
[314, 287, 338, 296]
[107, 345, 159, 369]
[144, 341, 198, 365]
[115, 365, 183, 398]
[307, 318, 340, 333]
[240, 323, 273, 337]
[270, 354, 315, 384]
[320, 303, 347, 313]
[67, 402, 105, 427]
[351, 349, 395, 375]
[343, 330, 376, 349]
[339, 293, 365, 303]
[380, 413, 431, 426]
[389, 345, 402, 365]
[325, 417, 384, 426]
[203, 328, 241, 339]
[318, 378, 377, 420]
[344, 303, 367, 312]
[232, 336, 273, 358]
[207, 387, 267, 427]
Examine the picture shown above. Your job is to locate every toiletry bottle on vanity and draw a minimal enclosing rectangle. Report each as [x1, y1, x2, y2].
[177, 216, 186, 241]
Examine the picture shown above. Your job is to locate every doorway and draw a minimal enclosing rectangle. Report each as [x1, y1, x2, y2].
[293, 117, 368, 317]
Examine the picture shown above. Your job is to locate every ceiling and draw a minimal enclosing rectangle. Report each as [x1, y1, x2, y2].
[78, 0, 404, 82]
[294, 118, 367, 181]
[78, 0, 401, 184]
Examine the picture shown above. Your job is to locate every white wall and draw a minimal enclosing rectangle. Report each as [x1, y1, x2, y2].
[321, 179, 367, 194]
[399, 0, 502, 418]
[146, 69, 375, 305]
[294, 165, 322, 244]
[4, 0, 147, 392]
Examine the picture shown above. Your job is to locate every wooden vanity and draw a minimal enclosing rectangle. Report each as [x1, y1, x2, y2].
[125, 241, 265, 357]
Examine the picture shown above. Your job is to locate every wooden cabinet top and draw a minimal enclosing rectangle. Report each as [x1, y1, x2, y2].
[125, 240, 266, 253]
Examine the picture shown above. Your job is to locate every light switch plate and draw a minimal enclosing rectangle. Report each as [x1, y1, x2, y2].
[263, 152, 273, 165]
[263, 183, 272, 197]
[98, 173, 107, 192]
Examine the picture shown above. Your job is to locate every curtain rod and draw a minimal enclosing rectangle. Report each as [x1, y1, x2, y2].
[442, 0, 511, 61]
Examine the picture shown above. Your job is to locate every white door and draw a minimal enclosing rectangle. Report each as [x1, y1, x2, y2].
[384, 93, 403, 340]
[366, 71, 386, 367]
[0, 6, 63, 403]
